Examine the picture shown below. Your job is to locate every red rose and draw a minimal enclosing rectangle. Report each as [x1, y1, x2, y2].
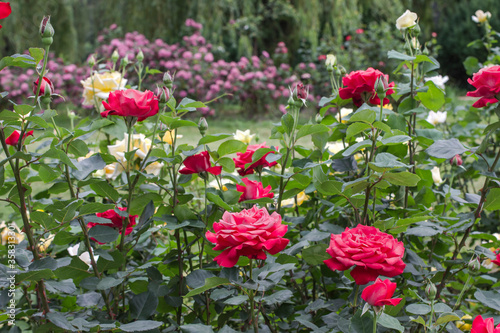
[324, 225, 406, 285]
[466, 66, 500, 108]
[356, 28, 364, 34]
[346, 35, 352, 41]
[471, 315, 500, 333]
[206, 206, 289, 267]
[101, 89, 159, 121]
[0, 2, 11, 29]
[87, 207, 137, 243]
[5, 130, 34, 146]
[339, 67, 395, 107]
[233, 143, 278, 176]
[236, 178, 274, 202]
[179, 150, 222, 176]
[33, 77, 54, 96]
[361, 278, 402, 307]
[318, 55, 327, 61]
[295, 82, 308, 100]
[492, 251, 500, 266]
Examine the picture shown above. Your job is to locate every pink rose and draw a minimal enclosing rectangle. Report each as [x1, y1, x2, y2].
[466, 66, 500, 108]
[471, 316, 500, 333]
[324, 225, 406, 285]
[236, 178, 274, 202]
[206, 206, 289, 267]
[33, 77, 54, 96]
[233, 143, 278, 176]
[101, 89, 159, 121]
[361, 278, 402, 306]
[339, 68, 395, 107]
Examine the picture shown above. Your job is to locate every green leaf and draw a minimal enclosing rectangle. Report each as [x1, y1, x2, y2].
[31, 210, 57, 229]
[295, 124, 329, 140]
[484, 188, 500, 211]
[68, 139, 89, 157]
[39, 164, 61, 183]
[316, 180, 342, 195]
[206, 192, 232, 211]
[46, 312, 78, 332]
[406, 303, 431, 315]
[378, 313, 404, 333]
[435, 313, 460, 325]
[0, 109, 21, 121]
[180, 324, 215, 333]
[177, 97, 206, 111]
[218, 157, 235, 172]
[53, 199, 83, 223]
[130, 291, 159, 320]
[381, 135, 411, 145]
[343, 139, 372, 156]
[88, 225, 119, 243]
[0, 53, 38, 71]
[281, 113, 294, 135]
[27, 115, 49, 128]
[263, 290, 293, 305]
[119, 321, 163, 332]
[198, 133, 232, 145]
[42, 148, 78, 169]
[417, 81, 445, 111]
[383, 172, 420, 186]
[463, 56, 480, 76]
[54, 257, 92, 285]
[90, 181, 119, 202]
[170, 119, 198, 129]
[369, 153, 408, 172]
[302, 243, 329, 265]
[474, 290, 500, 311]
[217, 139, 247, 156]
[346, 122, 371, 139]
[388, 50, 416, 61]
[426, 139, 468, 159]
[16, 269, 55, 284]
[14, 104, 35, 116]
[185, 277, 231, 297]
[78, 203, 115, 216]
[349, 108, 377, 124]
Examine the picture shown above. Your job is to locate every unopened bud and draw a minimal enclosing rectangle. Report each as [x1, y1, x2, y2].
[338, 65, 347, 76]
[163, 72, 173, 88]
[157, 86, 170, 104]
[468, 256, 481, 274]
[198, 117, 208, 136]
[121, 56, 129, 67]
[413, 23, 421, 36]
[375, 75, 389, 96]
[111, 50, 120, 63]
[450, 154, 463, 167]
[411, 37, 420, 50]
[68, 110, 77, 120]
[315, 113, 324, 124]
[326, 54, 336, 72]
[136, 49, 144, 62]
[425, 282, 437, 301]
[423, 46, 430, 56]
[33, 77, 54, 97]
[88, 54, 96, 67]
[39, 16, 54, 46]
[293, 82, 308, 102]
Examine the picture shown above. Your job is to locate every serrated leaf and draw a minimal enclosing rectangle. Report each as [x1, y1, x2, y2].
[217, 139, 246, 156]
[426, 139, 468, 159]
[90, 181, 119, 202]
[119, 320, 163, 332]
[185, 277, 231, 297]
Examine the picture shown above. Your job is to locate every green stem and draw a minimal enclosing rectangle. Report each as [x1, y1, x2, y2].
[373, 312, 378, 333]
[249, 259, 259, 333]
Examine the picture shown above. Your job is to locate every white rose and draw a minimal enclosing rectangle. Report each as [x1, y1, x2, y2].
[426, 111, 447, 126]
[337, 108, 353, 123]
[325, 54, 337, 67]
[396, 10, 418, 30]
[326, 141, 345, 155]
[424, 75, 449, 90]
[233, 129, 255, 144]
[431, 166, 443, 185]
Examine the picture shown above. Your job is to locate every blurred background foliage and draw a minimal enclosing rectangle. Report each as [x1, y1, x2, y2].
[0, 0, 499, 88]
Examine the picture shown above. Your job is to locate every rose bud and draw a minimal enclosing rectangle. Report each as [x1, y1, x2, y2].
[468, 256, 481, 274]
[157, 86, 170, 104]
[39, 16, 54, 46]
[450, 154, 463, 166]
[111, 50, 120, 63]
[198, 117, 208, 136]
[136, 49, 144, 62]
[33, 77, 54, 96]
[87, 54, 96, 67]
[163, 72, 173, 88]
[425, 282, 437, 301]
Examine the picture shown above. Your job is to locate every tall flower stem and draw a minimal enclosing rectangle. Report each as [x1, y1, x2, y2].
[248, 259, 259, 333]
[372, 311, 378, 333]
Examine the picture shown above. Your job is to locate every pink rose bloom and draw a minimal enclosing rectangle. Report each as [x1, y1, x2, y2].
[204, 53, 214, 62]
[324, 225, 406, 285]
[236, 178, 274, 202]
[233, 143, 278, 176]
[206, 206, 289, 267]
[467, 65, 500, 108]
[182, 51, 193, 59]
[356, 28, 364, 34]
[262, 51, 270, 58]
[471, 316, 500, 333]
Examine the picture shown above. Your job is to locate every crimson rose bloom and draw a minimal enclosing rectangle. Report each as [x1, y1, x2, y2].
[471, 315, 500, 333]
[33, 77, 54, 96]
[339, 67, 395, 107]
[233, 143, 278, 176]
[466, 66, 500, 108]
[5, 130, 34, 146]
[324, 225, 406, 285]
[236, 178, 274, 202]
[361, 278, 402, 307]
[206, 206, 289, 267]
[87, 207, 137, 243]
[101, 89, 159, 121]
[0, 2, 11, 30]
[179, 150, 222, 176]
[492, 251, 500, 266]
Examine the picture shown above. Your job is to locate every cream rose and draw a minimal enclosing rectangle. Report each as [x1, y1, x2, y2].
[396, 10, 418, 30]
[233, 129, 255, 144]
[472, 10, 491, 23]
[162, 130, 183, 145]
[426, 111, 447, 126]
[325, 54, 337, 67]
[81, 71, 127, 109]
[431, 166, 443, 185]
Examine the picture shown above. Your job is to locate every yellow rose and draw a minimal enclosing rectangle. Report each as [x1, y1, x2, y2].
[162, 130, 183, 145]
[38, 234, 54, 252]
[0, 222, 24, 245]
[455, 315, 472, 332]
[396, 10, 418, 30]
[472, 10, 491, 24]
[281, 191, 310, 208]
[81, 71, 127, 110]
[233, 129, 255, 144]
